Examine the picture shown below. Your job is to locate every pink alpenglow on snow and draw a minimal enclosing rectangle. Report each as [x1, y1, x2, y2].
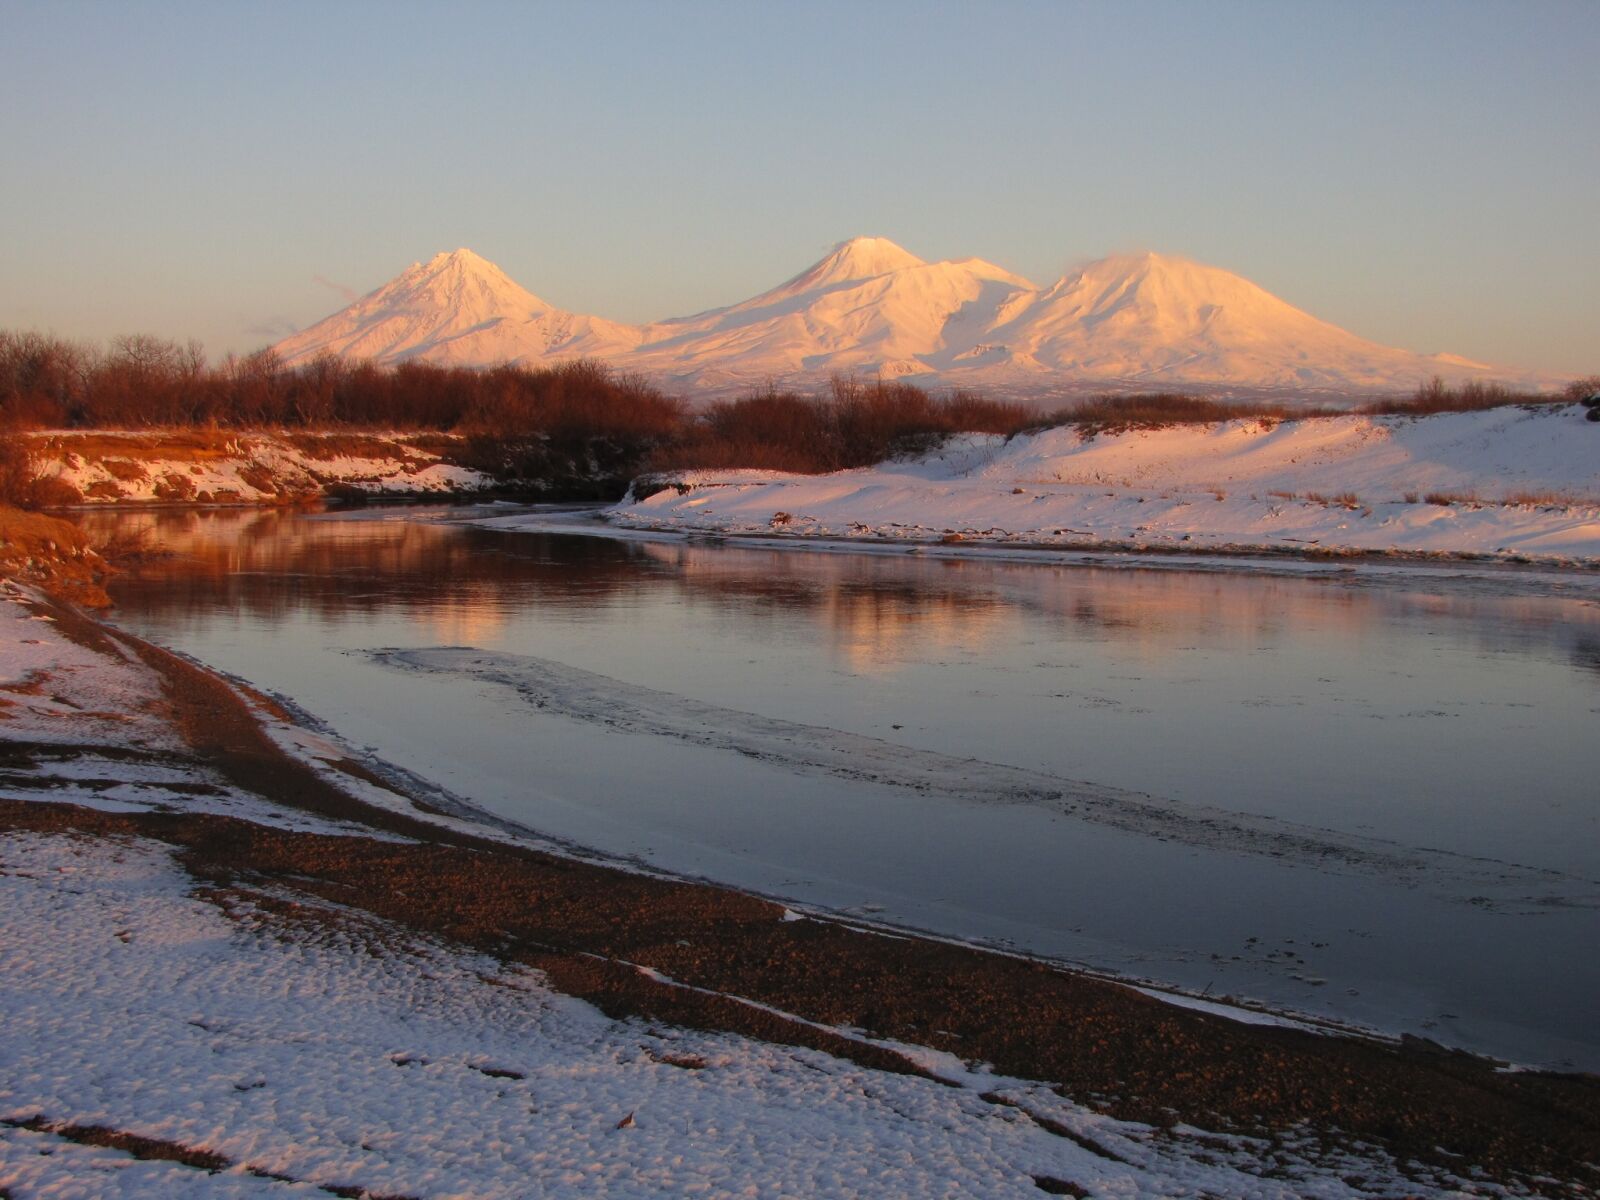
[273, 239, 1556, 395]
[607, 405, 1600, 566]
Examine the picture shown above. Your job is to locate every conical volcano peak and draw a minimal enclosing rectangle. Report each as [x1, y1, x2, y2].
[706, 236, 936, 316]
[1058, 250, 1213, 287]
[387, 248, 548, 312]
[824, 236, 926, 273]
[272, 246, 647, 368]
[423, 247, 497, 272]
[410, 248, 522, 287]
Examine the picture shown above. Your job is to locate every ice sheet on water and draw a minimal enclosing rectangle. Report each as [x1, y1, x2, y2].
[374, 645, 1599, 912]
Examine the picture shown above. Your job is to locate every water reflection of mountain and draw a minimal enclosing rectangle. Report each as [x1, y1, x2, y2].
[87, 506, 1600, 678]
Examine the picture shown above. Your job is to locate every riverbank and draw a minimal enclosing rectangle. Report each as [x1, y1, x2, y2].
[2, 580, 1598, 1196]
[610, 405, 1600, 567]
[17, 429, 493, 505]
[0, 505, 114, 606]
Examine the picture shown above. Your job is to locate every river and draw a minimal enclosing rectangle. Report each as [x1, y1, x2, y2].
[87, 503, 1600, 1070]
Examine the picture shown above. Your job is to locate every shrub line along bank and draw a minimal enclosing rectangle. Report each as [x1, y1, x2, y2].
[2, 327, 1595, 512]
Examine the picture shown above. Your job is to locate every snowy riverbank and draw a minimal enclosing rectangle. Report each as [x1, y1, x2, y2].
[4, 580, 1599, 1196]
[22, 429, 492, 505]
[610, 405, 1600, 566]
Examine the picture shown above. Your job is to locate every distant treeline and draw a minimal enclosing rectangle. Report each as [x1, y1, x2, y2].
[2, 330, 1592, 498]
[0, 332, 683, 434]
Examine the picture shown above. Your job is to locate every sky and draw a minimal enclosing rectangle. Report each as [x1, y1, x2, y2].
[1, 0, 1595, 376]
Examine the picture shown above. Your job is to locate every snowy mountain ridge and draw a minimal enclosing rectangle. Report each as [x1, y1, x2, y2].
[273, 239, 1544, 396]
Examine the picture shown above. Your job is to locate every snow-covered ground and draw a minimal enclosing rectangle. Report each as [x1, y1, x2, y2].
[608, 406, 1600, 565]
[6, 828, 1473, 1200]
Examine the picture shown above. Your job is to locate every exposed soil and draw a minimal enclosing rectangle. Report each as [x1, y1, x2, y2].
[1, 1116, 415, 1199]
[6, 595, 1600, 1194]
[0, 507, 113, 606]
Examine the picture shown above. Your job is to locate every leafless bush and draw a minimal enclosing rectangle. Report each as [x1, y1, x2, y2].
[650, 377, 1033, 475]
[0, 331, 93, 427]
[1499, 490, 1588, 507]
[1038, 393, 1324, 436]
[1561, 375, 1600, 402]
[1362, 377, 1555, 416]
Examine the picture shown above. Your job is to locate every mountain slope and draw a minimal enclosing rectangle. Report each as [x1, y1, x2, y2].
[273, 249, 643, 368]
[976, 252, 1494, 389]
[272, 241, 1536, 394]
[634, 237, 1036, 379]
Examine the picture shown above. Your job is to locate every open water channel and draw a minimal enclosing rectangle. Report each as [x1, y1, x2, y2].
[88, 503, 1600, 1070]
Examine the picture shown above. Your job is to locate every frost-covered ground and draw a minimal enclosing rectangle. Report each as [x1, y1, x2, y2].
[0, 582, 1586, 1197]
[0, 580, 402, 839]
[607, 406, 1600, 565]
[6, 829, 1478, 1200]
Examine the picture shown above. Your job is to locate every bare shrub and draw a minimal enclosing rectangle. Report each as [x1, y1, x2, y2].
[1024, 380, 1568, 436]
[1500, 490, 1584, 507]
[27, 474, 84, 506]
[1561, 375, 1600, 403]
[650, 377, 1033, 475]
[0, 331, 91, 427]
[0, 426, 81, 508]
[1046, 393, 1302, 435]
[1363, 377, 1555, 417]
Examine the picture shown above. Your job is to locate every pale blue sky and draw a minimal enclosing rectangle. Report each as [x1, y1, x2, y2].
[1, 0, 1595, 374]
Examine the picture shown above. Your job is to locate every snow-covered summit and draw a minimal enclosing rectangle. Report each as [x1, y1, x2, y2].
[973, 251, 1499, 389]
[273, 240, 1546, 394]
[782, 236, 930, 289]
[634, 238, 1037, 378]
[272, 248, 642, 368]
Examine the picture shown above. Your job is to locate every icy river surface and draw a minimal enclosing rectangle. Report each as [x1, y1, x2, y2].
[92, 504, 1600, 1070]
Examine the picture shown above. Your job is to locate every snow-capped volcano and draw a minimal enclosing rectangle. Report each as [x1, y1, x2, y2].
[971, 252, 1498, 390]
[636, 237, 1036, 379]
[272, 248, 642, 367]
[273, 240, 1535, 394]
[762, 234, 931, 296]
